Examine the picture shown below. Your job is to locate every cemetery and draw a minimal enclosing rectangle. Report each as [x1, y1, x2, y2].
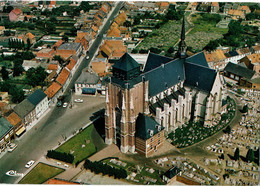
[169, 97, 236, 148]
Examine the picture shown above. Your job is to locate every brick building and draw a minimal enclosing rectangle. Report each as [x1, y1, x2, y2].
[105, 17, 227, 156]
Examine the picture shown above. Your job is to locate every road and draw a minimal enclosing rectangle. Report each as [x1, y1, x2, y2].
[0, 2, 124, 184]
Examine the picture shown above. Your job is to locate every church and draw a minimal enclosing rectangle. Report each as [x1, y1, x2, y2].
[104, 18, 227, 157]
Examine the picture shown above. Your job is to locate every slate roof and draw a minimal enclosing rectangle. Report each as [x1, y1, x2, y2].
[186, 51, 209, 67]
[229, 50, 239, 57]
[27, 89, 47, 106]
[76, 70, 100, 84]
[0, 117, 13, 138]
[13, 99, 35, 119]
[184, 62, 216, 92]
[224, 62, 255, 80]
[135, 113, 162, 140]
[163, 167, 181, 179]
[143, 52, 173, 73]
[58, 43, 81, 51]
[113, 53, 140, 72]
[144, 58, 185, 97]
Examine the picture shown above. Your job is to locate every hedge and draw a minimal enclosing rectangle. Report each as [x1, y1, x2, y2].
[47, 150, 74, 164]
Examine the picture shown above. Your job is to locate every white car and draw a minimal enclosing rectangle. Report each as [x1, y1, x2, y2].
[25, 160, 35, 168]
[8, 143, 17, 152]
[64, 164, 69, 168]
[86, 56, 89, 59]
[74, 99, 83, 103]
[63, 102, 68, 108]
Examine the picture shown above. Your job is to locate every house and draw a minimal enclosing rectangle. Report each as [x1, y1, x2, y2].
[0, 26, 5, 35]
[56, 43, 82, 60]
[228, 9, 245, 20]
[0, 101, 9, 116]
[56, 68, 71, 90]
[13, 99, 36, 127]
[74, 34, 89, 51]
[47, 62, 61, 74]
[91, 57, 111, 77]
[65, 58, 77, 76]
[25, 32, 36, 44]
[239, 53, 260, 72]
[22, 60, 40, 71]
[6, 112, 25, 137]
[211, 2, 219, 13]
[75, 68, 100, 95]
[0, 92, 9, 103]
[9, 8, 23, 22]
[162, 167, 181, 184]
[224, 3, 232, 15]
[0, 117, 13, 152]
[98, 40, 127, 59]
[223, 62, 256, 87]
[251, 45, 260, 54]
[135, 113, 165, 157]
[27, 89, 48, 119]
[36, 48, 55, 61]
[44, 82, 62, 105]
[191, 2, 198, 12]
[204, 49, 226, 70]
[240, 6, 251, 14]
[114, 12, 127, 26]
[107, 27, 121, 38]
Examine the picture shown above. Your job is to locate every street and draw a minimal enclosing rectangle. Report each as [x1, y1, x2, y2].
[0, 2, 124, 183]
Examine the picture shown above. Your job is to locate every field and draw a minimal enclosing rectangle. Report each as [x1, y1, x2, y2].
[55, 124, 96, 164]
[19, 163, 64, 184]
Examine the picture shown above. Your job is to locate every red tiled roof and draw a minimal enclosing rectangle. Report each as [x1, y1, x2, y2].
[44, 82, 62, 99]
[12, 8, 22, 15]
[48, 64, 58, 71]
[56, 68, 70, 86]
[46, 179, 79, 184]
[65, 59, 76, 71]
[6, 112, 21, 127]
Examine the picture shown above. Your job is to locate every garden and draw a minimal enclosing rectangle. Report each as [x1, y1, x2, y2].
[54, 124, 97, 164]
[168, 97, 236, 148]
[19, 163, 64, 184]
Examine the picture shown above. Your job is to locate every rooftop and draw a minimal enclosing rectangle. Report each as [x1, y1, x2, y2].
[0, 117, 13, 138]
[5, 112, 21, 127]
[224, 62, 255, 80]
[56, 68, 70, 86]
[13, 99, 35, 118]
[27, 89, 47, 106]
[76, 69, 100, 84]
[44, 82, 62, 99]
[58, 42, 81, 51]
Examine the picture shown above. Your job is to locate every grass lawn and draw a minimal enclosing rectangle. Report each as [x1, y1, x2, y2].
[55, 124, 96, 164]
[19, 163, 64, 184]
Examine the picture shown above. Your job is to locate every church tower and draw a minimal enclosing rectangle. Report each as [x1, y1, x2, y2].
[176, 16, 187, 59]
[105, 53, 149, 153]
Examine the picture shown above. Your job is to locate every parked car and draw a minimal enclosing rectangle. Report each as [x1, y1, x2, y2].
[57, 101, 62, 107]
[63, 102, 68, 108]
[86, 56, 89, 59]
[64, 164, 69, 168]
[74, 99, 83, 103]
[25, 160, 35, 168]
[8, 143, 17, 152]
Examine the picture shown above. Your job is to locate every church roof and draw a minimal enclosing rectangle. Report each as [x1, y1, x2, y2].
[184, 62, 216, 92]
[143, 52, 174, 73]
[113, 53, 139, 72]
[186, 51, 209, 67]
[144, 58, 185, 97]
[135, 113, 162, 140]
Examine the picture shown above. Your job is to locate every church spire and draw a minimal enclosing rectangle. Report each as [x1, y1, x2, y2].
[177, 16, 187, 59]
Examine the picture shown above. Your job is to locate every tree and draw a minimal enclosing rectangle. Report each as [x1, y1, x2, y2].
[13, 58, 24, 77]
[80, 1, 92, 12]
[234, 147, 240, 161]
[26, 38, 31, 50]
[223, 126, 231, 134]
[1, 66, 9, 80]
[53, 55, 65, 65]
[9, 86, 25, 103]
[167, 46, 175, 54]
[246, 149, 254, 162]
[0, 81, 11, 92]
[62, 35, 69, 42]
[26, 66, 48, 87]
[123, 20, 131, 27]
[203, 40, 219, 51]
